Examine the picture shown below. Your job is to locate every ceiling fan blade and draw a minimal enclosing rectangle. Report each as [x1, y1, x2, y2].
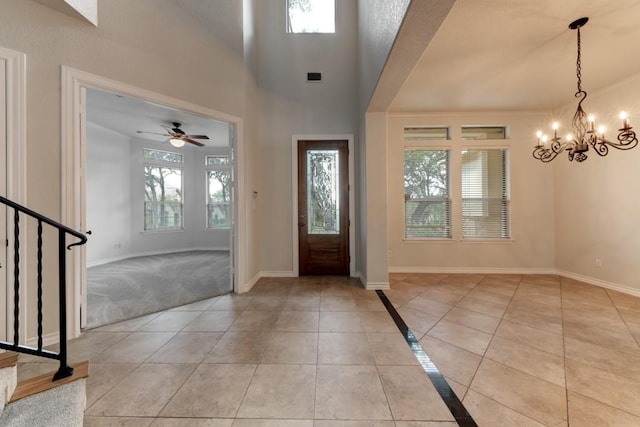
[183, 137, 206, 147]
[184, 135, 210, 140]
[137, 130, 170, 136]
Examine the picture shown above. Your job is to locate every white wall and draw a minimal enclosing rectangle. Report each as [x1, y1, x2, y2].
[255, 0, 359, 274]
[86, 123, 231, 265]
[554, 74, 640, 293]
[387, 112, 556, 273]
[85, 122, 132, 263]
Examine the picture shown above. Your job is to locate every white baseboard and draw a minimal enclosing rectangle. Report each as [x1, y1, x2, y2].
[260, 271, 297, 278]
[557, 270, 640, 298]
[388, 266, 557, 275]
[239, 273, 261, 294]
[87, 247, 230, 268]
[365, 282, 390, 290]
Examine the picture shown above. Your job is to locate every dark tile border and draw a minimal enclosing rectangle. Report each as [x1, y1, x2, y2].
[376, 290, 478, 427]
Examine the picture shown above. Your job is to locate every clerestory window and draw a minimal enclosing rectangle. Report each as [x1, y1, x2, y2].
[286, 0, 335, 33]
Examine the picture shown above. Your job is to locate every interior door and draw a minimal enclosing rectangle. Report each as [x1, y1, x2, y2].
[0, 59, 7, 339]
[298, 140, 349, 275]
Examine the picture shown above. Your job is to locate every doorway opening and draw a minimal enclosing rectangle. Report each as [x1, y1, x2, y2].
[62, 67, 244, 335]
[83, 88, 236, 328]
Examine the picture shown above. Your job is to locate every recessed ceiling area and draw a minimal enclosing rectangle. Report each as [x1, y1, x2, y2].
[388, 0, 640, 113]
[86, 87, 232, 148]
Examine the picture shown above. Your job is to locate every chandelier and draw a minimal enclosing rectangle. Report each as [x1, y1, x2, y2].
[533, 17, 637, 163]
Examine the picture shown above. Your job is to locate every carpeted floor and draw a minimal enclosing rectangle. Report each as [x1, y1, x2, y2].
[86, 250, 231, 329]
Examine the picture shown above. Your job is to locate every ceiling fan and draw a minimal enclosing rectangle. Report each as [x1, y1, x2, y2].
[136, 122, 209, 147]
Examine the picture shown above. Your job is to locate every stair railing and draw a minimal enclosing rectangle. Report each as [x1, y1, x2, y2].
[0, 195, 88, 381]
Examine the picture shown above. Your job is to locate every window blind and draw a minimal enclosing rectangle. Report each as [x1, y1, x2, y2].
[461, 149, 510, 238]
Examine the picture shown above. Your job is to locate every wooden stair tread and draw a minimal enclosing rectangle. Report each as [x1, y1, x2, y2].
[9, 361, 89, 403]
[0, 352, 19, 369]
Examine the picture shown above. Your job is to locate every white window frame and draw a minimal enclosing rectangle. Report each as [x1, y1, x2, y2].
[143, 148, 184, 232]
[206, 154, 232, 229]
[403, 148, 452, 240]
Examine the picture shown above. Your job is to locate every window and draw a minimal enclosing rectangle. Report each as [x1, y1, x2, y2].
[143, 148, 182, 163]
[461, 126, 507, 140]
[461, 149, 510, 238]
[404, 149, 451, 238]
[206, 155, 231, 229]
[144, 149, 183, 231]
[404, 127, 450, 142]
[287, 0, 335, 33]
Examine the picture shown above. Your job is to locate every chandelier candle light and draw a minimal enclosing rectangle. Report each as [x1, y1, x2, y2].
[533, 17, 638, 163]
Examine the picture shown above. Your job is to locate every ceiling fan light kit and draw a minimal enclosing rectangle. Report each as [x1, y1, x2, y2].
[169, 137, 186, 147]
[137, 122, 210, 148]
[532, 17, 638, 163]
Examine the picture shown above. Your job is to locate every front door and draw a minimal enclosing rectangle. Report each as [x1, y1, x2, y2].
[298, 140, 349, 275]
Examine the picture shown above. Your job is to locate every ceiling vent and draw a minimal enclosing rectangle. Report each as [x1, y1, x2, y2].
[307, 72, 323, 82]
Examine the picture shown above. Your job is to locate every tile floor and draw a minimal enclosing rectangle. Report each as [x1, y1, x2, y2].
[18, 274, 640, 426]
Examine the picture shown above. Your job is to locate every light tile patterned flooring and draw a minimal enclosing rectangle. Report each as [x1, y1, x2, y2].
[18, 274, 640, 426]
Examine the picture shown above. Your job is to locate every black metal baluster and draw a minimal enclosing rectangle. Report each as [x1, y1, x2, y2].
[0, 196, 86, 380]
[37, 220, 43, 351]
[53, 229, 73, 381]
[13, 209, 19, 346]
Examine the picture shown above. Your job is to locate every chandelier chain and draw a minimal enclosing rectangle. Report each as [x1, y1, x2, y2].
[576, 27, 582, 93]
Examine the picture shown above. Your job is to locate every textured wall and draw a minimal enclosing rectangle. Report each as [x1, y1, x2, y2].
[357, 0, 410, 112]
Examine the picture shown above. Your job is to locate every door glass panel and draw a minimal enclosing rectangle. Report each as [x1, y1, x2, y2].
[307, 150, 339, 235]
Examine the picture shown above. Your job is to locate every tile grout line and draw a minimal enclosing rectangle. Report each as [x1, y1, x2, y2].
[376, 289, 478, 427]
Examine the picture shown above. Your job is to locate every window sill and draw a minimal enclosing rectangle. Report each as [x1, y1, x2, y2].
[141, 229, 184, 235]
[403, 238, 455, 244]
[401, 238, 514, 244]
[460, 238, 514, 244]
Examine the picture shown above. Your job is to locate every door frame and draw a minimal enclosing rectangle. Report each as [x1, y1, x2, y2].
[0, 46, 26, 341]
[62, 66, 246, 338]
[292, 134, 355, 277]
